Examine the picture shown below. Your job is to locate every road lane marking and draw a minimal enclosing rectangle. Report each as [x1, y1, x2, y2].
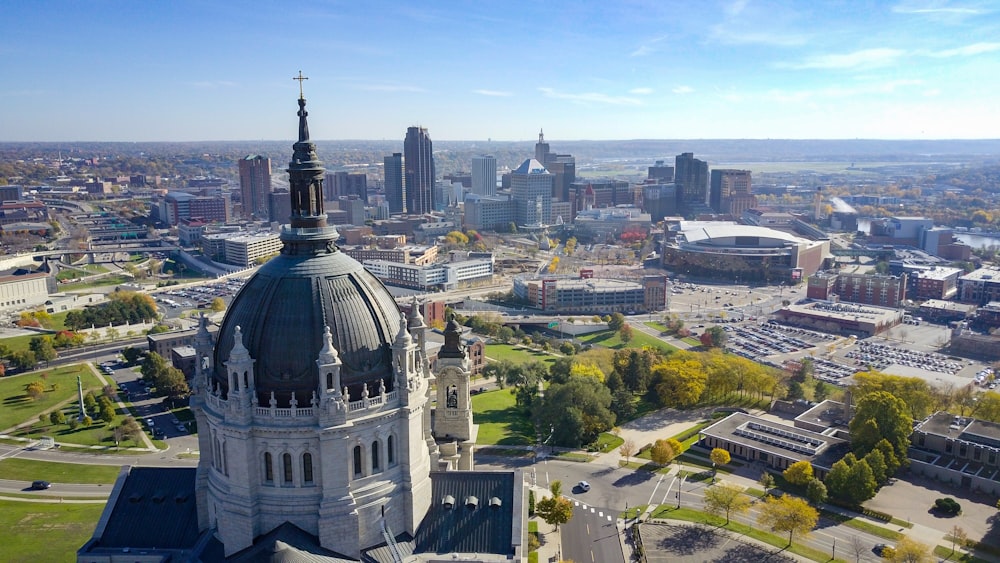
[646, 473, 665, 507]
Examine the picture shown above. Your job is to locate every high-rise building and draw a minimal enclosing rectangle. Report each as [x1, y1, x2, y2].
[511, 158, 553, 227]
[710, 169, 752, 213]
[674, 152, 709, 210]
[268, 188, 291, 223]
[533, 130, 575, 200]
[648, 160, 674, 182]
[328, 171, 369, 203]
[471, 155, 497, 196]
[383, 152, 404, 214]
[404, 126, 435, 215]
[239, 154, 272, 220]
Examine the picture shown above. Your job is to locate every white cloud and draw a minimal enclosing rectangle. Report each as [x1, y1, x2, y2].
[672, 86, 694, 94]
[892, 2, 985, 16]
[538, 87, 642, 106]
[629, 87, 654, 95]
[927, 42, 1000, 57]
[630, 35, 668, 57]
[780, 48, 906, 70]
[472, 89, 512, 97]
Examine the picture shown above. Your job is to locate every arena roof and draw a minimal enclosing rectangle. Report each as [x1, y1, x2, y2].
[678, 222, 809, 247]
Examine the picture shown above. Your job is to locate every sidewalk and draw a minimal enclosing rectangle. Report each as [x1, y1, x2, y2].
[528, 485, 563, 563]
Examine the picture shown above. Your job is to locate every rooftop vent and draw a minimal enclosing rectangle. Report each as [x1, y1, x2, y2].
[128, 494, 143, 503]
[442, 495, 455, 509]
[490, 497, 502, 510]
[465, 496, 479, 510]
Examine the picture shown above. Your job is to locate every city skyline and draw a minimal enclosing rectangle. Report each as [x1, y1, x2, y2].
[3, 1, 1000, 142]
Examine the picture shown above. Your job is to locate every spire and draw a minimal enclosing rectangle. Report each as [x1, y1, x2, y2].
[317, 325, 340, 364]
[394, 314, 412, 347]
[230, 325, 251, 361]
[538, 129, 544, 143]
[284, 71, 331, 237]
[407, 296, 425, 329]
[438, 313, 466, 359]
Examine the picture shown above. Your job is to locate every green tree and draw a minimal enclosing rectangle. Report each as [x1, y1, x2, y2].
[703, 325, 728, 348]
[609, 387, 637, 420]
[704, 482, 751, 524]
[536, 377, 616, 448]
[120, 416, 142, 444]
[864, 448, 888, 484]
[849, 391, 913, 461]
[535, 495, 574, 530]
[67, 417, 79, 430]
[783, 460, 814, 486]
[608, 312, 626, 332]
[757, 495, 819, 545]
[652, 353, 707, 407]
[50, 410, 67, 425]
[824, 458, 851, 502]
[550, 480, 562, 498]
[82, 415, 93, 427]
[805, 478, 827, 505]
[845, 459, 878, 504]
[759, 472, 776, 497]
[11, 349, 37, 370]
[874, 438, 902, 476]
[83, 391, 98, 413]
[99, 402, 116, 424]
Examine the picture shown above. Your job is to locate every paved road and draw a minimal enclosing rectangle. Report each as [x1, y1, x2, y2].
[0, 478, 112, 497]
[562, 499, 624, 563]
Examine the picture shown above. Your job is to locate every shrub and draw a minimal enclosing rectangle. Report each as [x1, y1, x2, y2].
[934, 497, 961, 515]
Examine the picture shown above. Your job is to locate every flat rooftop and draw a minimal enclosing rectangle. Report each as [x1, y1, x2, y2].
[917, 411, 1000, 447]
[783, 301, 901, 323]
[702, 412, 847, 461]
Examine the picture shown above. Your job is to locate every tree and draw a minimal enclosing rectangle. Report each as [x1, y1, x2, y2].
[710, 448, 731, 478]
[704, 482, 752, 524]
[950, 525, 968, 556]
[849, 390, 912, 460]
[757, 494, 819, 545]
[619, 324, 634, 344]
[889, 537, 932, 563]
[210, 297, 226, 312]
[608, 312, 626, 332]
[535, 495, 574, 530]
[67, 417, 79, 430]
[83, 391, 98, 413]
[11, 350, 37, 370]
[24, 380, 45, 400]
[805, 478, 827, 505]
[759, 472, 776, 497]
[783, 460, 814, 486]
[619, 439, 637, 465]
[834, 458, 877, 504]
[82, 415, 93, 427]
[100, 402, 116, 424]
[652, 354, 707, 408]
[50, 410, 67, 425]
[849, 535, 868, 563]
[864, 448, 888, 484]
[120, 416, 142, 444]
[650, 438, 682, 466]
[609, 387, 636, 420]
[535, 376, 616, 448]
[703, 326, 728, 348]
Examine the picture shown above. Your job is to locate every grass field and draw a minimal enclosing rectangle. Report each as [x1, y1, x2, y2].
[0, 500, 106, 563]
[577, 329, 678, 353]
[0, 458, 121, 484]
[471, 388, 534, 446]
[0, 364, 102, 431]
[59, 274, 133, 291]
[484, 344, 558, 366]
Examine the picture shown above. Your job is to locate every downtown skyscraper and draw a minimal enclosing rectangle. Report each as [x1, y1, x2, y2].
[471, 155, 497, 196]
[404, 126, 435, 215]
[239, 154, 272, 220]
[383, 152, 404, 213]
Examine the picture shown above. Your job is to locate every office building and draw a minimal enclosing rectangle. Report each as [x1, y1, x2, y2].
[510, 158, 553, 227]
[463, 194, 513, 231]
[239, 155, 272, 220]
[328, 171, 369, 203]
[384, 152, 405, 214]
[709, 169, 752, 213]
[533, 130, 576, 201]
[648, 160, 674, 182]
[471, 155, 497, 196]
[404, 126, 435, 215]
[675, 152, 709, 210]
[268, 188, 292, 224]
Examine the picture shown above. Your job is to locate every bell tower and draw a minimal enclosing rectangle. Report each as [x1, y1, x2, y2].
[433, 315, 477, 470]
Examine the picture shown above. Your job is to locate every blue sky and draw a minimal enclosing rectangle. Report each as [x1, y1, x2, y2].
[2, 0, 999, 141]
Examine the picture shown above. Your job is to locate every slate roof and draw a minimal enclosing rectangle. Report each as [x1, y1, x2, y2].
[227, 522, 356, 563]
[412, 471, 518, 557]
[90, 467, 201, 550]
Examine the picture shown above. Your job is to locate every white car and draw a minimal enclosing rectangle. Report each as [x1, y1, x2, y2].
[576, 481, 590, 492]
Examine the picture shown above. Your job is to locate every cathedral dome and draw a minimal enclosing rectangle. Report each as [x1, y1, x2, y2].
[212, 249, 402, 405]
[212, 92, 401, 406]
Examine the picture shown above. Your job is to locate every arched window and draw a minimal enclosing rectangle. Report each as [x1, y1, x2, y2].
[302, 452, 313, 483]
[353, 445, 363, 477]
[264, 452, 274, 482]
[326, 372, 333, 390]
[243, 371, 249, 389]
[372, 441, 380, 472]
[387, 435, 395, 465]
[283, 453, 293, 484]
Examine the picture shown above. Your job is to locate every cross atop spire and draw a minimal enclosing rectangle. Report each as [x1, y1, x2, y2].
[293, 70, 309, 99]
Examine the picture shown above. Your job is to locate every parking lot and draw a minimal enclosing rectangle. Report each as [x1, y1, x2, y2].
[724, 322, 836, 360]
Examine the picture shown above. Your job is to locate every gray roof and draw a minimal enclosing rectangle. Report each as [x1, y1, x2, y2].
[413, 471, 517, 556]
[227, 522, 356, 563]
[214, 247, 403, 407]
[89, 467, 201, 550]
[513, 158, 549, 175]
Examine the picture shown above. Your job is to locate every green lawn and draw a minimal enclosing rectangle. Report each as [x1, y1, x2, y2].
[484, 344, 558, 366]
[59, 274, 133, 291]
[0, 333, 46, 354]
[0, 500, 106, 563]
[0, 457, 121, 484]
[0, 364, 102, 431]
[471, 389, 535, 446]
[576, 329, 678, 354]
[591, 432, 624, 453]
